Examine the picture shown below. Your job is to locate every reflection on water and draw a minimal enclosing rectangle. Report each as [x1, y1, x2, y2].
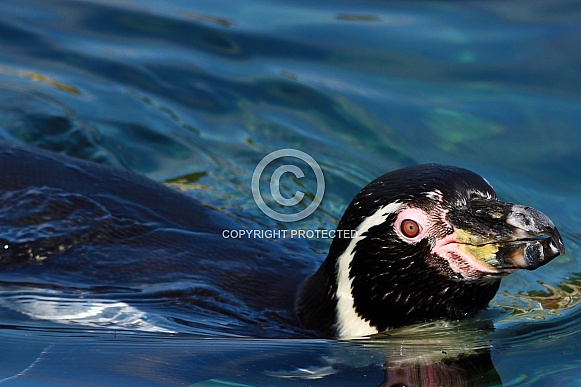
[381, 352, 499, 387]
[1, 321, 506, 386]
[499, 273, 581, 317]
[0, 0, 580, 385]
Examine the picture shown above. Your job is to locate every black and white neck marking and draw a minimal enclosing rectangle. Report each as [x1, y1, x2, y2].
[334, 202, 403, 337]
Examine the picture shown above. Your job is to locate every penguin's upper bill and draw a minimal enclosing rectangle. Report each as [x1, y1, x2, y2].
[296, 164, 565, 338]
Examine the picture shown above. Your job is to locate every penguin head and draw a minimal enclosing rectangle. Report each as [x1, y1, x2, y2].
[296, 164, 564, 338]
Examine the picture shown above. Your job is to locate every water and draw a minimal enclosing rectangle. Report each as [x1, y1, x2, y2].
[0, 0, 580, 385]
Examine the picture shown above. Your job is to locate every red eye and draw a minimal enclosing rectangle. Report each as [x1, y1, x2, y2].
[401, 219, 420, 238]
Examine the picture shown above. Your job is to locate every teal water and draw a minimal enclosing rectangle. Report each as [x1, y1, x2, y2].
[0, 0, 580, 385]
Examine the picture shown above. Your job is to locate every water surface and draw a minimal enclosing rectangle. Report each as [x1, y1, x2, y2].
[0, 0, 580, 385]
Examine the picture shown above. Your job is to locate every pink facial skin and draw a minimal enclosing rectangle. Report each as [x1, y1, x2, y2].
[393, 206, 514, 280]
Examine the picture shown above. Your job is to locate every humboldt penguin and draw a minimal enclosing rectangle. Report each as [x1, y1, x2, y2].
[0, 143, 565, 338]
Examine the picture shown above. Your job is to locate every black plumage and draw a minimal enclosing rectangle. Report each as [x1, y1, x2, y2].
[0, 142, 313, 338]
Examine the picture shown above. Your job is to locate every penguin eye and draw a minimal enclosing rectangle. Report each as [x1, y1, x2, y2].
[401, 219, 420, 238]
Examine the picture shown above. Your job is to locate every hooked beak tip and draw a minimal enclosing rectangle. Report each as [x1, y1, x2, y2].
[499, 205, 565, 269]
[547, 228, 565, 256]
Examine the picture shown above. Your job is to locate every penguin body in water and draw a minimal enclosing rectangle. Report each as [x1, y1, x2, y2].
[0, 143, 564, 338]
[0, 142, 311, 337]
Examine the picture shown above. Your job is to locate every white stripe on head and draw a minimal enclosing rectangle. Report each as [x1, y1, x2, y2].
[335, 201, 403, 338]
[424, 189, 442, 202]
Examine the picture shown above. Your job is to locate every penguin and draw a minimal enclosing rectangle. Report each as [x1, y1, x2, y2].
[0, 143, 565, 339]
[295, 164, 565, 338]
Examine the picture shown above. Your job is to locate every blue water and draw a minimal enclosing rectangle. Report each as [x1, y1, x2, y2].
[0, 0, 580, 385]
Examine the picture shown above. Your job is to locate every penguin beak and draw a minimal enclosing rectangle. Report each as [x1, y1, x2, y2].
[435, 199, 565, 276]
